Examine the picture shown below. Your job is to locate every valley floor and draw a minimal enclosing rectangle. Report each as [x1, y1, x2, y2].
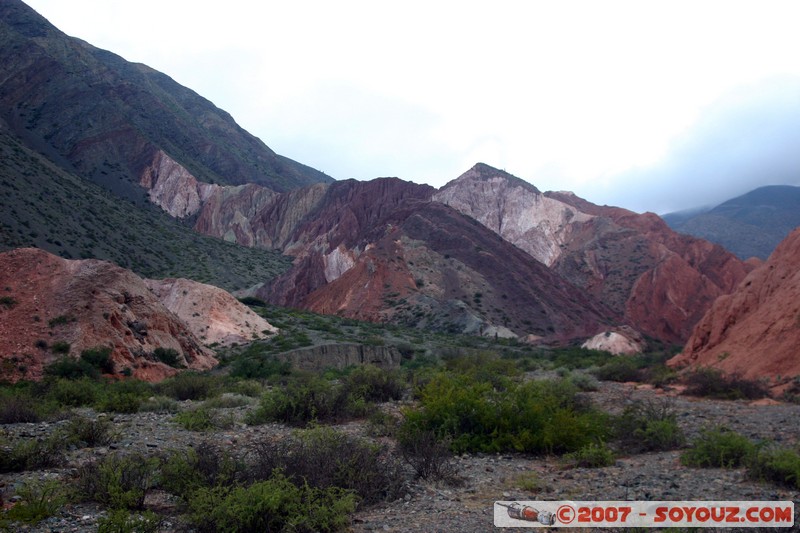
[2, 380, 799, 532]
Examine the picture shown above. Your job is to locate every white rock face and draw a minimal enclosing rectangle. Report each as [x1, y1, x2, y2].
[140, 150, 218, 218]
[323, 245, 357, 282]
[433, 171, 593, 266]
[581, 331, 644, 355]
[145, 278, 277, 346]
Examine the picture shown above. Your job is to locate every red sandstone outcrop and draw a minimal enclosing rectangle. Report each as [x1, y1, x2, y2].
[669, 227, 800, 387]
[144, 278, 277, 347]
[0, 248, 218, 381]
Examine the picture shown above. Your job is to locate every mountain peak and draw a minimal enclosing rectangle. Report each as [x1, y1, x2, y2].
[441, 163, 541, 194]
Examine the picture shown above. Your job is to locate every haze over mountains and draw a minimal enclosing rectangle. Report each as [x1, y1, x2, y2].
[1, 0, 798, 385]
[663, 185, 800, 260]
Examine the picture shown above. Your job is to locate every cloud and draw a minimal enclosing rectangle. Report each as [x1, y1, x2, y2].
[588, 77, 800, 214]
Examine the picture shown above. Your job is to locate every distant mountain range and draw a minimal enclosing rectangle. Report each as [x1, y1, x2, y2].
[662, 185, 800, 260]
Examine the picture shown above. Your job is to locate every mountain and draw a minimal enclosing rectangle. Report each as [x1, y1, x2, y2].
[0, 0, 347, 289]
[147, 161, 750, 345]
[669, 227, 800, 391]
[662, 185, 800, 260]
[0, 120, 291, 291]
[436, 165, 752, 344]
[0, 248, 276, 381]
[0, 0, 332, 201]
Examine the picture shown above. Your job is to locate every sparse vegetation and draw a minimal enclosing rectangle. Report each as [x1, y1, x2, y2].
[682, 368, 770, 400]
[681, 427, 756, 468]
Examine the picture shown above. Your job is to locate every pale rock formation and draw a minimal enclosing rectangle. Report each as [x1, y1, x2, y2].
[139, 150, 217, 218]
[145, 278, 277, 347]
[434, 164, 593, 266]
[582, 327, 646, 355]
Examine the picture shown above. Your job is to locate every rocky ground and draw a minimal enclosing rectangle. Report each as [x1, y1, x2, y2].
[2, 380, 799, 532]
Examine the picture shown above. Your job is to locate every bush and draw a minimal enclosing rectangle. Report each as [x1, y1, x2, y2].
[2, 479, 67, 525]
[159, 442, 242, 498]
[402, 373, 610, 454]
[157, 372, 218, 401]
[341, 365, 406, 403]
[174, 407, 234, 432]
[248, 427, 404, 507]
[0, 436, 65, 473]
[397, 426, 458, 483]
[682, 368, 769, 400]
[747, 446, 800, 489]
[187, 473, 356, 533]
[62, 415, 114, 447]
[681, 427, 757, 468]
[44, 357, 98, 380]
[613, 398, 685, 453]
[0, 395, 41, 424]
[80, 346, 115, 374]
[246, 375, 362, 427]
[50, 341, 71, 355]
[592, 357, 641, 382]
[229, 353, 292, 380]
[563, 441, 616, 468]
[153, 347, 182, 368]
[76, 453, 159, 510]
[138, 396, 179, 414]
[45, 377, 100, 407]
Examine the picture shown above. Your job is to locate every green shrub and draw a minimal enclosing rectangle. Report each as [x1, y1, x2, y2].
[0, 295, 16, 309]
[76, 453, 159, 510]
[592, 356, 641, 382]
[397, 425, 458, 482]
[80, 346, 115, 374]
[45, 356, 98, 379]
[402, 374, 610, 454]
[341, 365, 406, 403]
[248, 427, 404, 507]
[187, 473, 356, 533]
[681, 427, 757, 468]
[747, 446, 800, 489]
[3, 479, 67, 524]
[0, 395, 41, 424]
[157, 372, 218, 401]
[174, 407, 233, 432]
[613, 398, 685, 453]
[50, 341, 71, 355]
[0, 436, 65, 473]
[138, 396, 179, 414]
[682, 368, 769, 400]
[229, 353, 291, 380]
[159, 442, 242, 498]
[45, 377, 100, 407]
[153, 347, 182, 368]
[62, 415, 114, 447]
[246, 375, 361, 427]
[97, 509, 162, 533]
[563, 441, 616, 468]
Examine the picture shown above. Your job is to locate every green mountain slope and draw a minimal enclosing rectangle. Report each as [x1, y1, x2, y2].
[0, 122, 291, 291]
[0, 0, 332, 202]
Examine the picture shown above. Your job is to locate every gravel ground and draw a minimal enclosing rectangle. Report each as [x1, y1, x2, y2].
[2, 381, 799, 532]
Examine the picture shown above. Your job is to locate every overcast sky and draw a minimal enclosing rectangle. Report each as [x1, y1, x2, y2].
[24, 0, 800, 214]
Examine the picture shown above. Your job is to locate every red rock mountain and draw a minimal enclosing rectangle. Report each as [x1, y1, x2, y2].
[0, 248, 275, 381]
[141, 162, 752, 345]
[669, 227, 800, 387]
[435, 164, 751, 343]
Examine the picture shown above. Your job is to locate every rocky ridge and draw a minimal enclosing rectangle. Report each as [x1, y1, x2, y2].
[0, 248, 276, 381]
[670, 227, 800, 390]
